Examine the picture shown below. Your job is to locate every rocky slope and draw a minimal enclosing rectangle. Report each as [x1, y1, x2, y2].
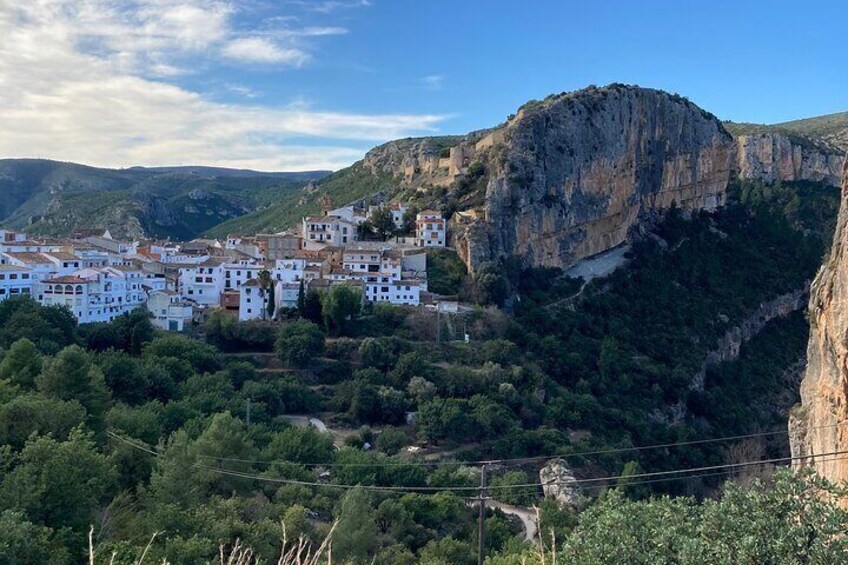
[320, 85, 844, 273]
[789, 154, 848, 482]
[691, 285, 810, 391]
[0, 159, 328, 240]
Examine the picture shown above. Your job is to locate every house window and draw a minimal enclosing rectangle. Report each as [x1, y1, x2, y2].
[9, 274, 17, 279]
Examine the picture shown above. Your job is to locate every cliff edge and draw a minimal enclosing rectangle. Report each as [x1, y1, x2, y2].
[790, 153, 848, 481]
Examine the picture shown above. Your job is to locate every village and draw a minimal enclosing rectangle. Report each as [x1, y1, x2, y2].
[0, 196, 449, 330]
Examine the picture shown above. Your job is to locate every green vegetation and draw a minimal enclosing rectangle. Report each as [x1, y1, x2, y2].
[0, 159, 328, 240]
[0, 179, 842, 562]
[492, 470, 848, 564]
[426, 248, 467, 295]
[206, 163, 400, 238]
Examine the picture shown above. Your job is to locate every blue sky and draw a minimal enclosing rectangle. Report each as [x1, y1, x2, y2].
[1, 0, 845, 171]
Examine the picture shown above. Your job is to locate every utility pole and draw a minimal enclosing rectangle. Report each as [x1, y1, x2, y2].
[436, 307, 441, 344]
[477, 463, 488, 565]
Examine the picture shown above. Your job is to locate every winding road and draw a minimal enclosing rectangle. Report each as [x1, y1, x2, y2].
[468, 499, 539, 543]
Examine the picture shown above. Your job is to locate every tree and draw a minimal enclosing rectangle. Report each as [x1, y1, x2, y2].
[400, 206, 419, 236]
[265, 426, 334, 465]
[370, 207, 396, 240]
[0, 393, 87, 449]
[416, 398, 473, 444]
[143, 335, 221, 375]
[407, 376, 437, 405]
[0, 296, 77, 354]
[419, 537, 476, 565]
[296, 280, 307, 316]
[475, 261, 509, 306]
[275, 320, 325, 368]
[334, 487, 378, 562]
[35, 345, 111, 432]
[282, 504, 314, 542]
[302, 289, 323, 325]
[359, 337, 395, 371]
[376, 426, 410, 455]
[0, 338, 43, 389]
[0, 510, 70, 565]
[0, 428, 117, 535]
[97, 350, 150, 405]
[553, 469, 848, 564]
[320, 285, 362, 335]
[258, 269, 275, 320]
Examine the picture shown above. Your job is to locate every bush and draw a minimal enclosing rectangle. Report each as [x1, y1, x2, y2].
[204, 310, 276, 352]
[427, 248, 467, 296]
[275, 320, 325, 368]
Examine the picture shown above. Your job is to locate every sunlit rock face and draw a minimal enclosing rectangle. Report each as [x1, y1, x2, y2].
[790, 153, 848, 482]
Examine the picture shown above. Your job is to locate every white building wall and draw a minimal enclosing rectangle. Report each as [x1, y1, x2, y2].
[179, 264, 225, 306]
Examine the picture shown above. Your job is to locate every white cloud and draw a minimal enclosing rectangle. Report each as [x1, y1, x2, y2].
[222, 37, 309, 66]
[0, 1, 445, 171]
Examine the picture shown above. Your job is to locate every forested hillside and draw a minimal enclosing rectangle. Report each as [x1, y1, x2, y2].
[0, 177, 838, 563]
[0, 159, 328, 240]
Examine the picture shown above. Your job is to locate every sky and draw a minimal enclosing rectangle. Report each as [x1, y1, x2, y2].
[1, 0, 845, 172]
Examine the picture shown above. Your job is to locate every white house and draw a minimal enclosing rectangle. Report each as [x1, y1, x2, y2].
[302, 216, 358, 249]
[178, 259, 225, 307]
[224, 260, 265, 291]
[40, 267, 145, 323]
[389, 203, 408, 230]
[272, 258, 306, 284]
[146, 290, 194, 331]
[416, 211, 446, 247]
[0, 264, 34, 301]
[239, 279, 269, 321]
[327, 205, 368, 226]
[334, 245, 421, 306]
[276, 282, 301, 310]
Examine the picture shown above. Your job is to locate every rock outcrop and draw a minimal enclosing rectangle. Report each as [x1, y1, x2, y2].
[540, 459, 584, 509]
[789, 153, 848, 482]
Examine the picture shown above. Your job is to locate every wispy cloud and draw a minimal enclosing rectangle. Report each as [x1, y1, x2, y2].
[422, 75, 445, 91]
[287, 0, 372, 14]
[225, 84, 260, 99]
[222, 37, 309, 66]
[0, 0, 444, 171]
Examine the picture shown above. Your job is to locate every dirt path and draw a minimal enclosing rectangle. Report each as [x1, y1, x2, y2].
[468, 499, 538, 543]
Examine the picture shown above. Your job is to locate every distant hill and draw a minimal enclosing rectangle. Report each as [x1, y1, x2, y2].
[724, 110, 848, 153]
[128, 165, 330, 180]
[0, 159, 329, 240]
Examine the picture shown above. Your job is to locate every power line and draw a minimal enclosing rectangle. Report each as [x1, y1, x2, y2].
[111, 421, 847, 470]
[108, 430, 848, 502]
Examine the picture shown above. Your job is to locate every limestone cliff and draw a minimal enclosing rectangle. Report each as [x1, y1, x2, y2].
[736, 133, 844, 186]
[351, 85, 844, 273]
[789, 153, 848, 481]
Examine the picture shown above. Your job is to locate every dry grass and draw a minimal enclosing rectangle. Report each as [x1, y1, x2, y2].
[87, 521, 338, 565]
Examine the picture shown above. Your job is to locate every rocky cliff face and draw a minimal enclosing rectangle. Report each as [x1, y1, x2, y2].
[351, 85, 844, 273]
[466, 87, 738, 271]
[736, 134, 844, 187]
[789, 154, 848, 482]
